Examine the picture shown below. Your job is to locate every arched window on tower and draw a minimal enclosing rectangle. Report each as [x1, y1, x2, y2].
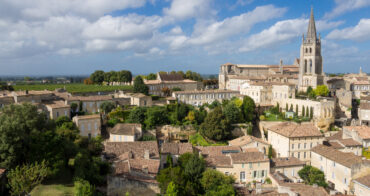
[309, 59, 312, 74]
[309, 48, 312, 53]
[305, 48, 308, 53]
[304, 60, 307, 73]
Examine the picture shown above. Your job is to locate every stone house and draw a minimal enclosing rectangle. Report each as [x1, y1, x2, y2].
[353, 174, 370, 196]
[172, 89, 240, 106]
[359, 102, 370, 126]
[325, 131, 362, 156]
[311, 144, 370, 194]
[145, 73, 200, 96]
[0, 96, 14, 108]
[114, 92, 152, 107]
[228, 135, 269, 154]
[12, 90, 55, 103]
[72, 114, 101, 138]
[160, 143, 194, 168]
[66, 95, 114, 114]
[271, 157, 305, 182]
[351, 81, 370, 99]
[104, 141, 160, 196]
[343, 126, 370, 148]
[267, 122, 324, 164]
[42, 100, 70, 119]
[196, 146, 270, 184]
[109, 123, 142, 142]
[156, 125, 196, 143]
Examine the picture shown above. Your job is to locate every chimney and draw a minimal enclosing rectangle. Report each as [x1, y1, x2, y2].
[144, 150, 150, 160]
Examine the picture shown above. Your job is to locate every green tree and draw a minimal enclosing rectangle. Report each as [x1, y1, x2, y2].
[200, 107, 231, 141]
[306, 86, 313, 95]
[166, 181, 179, 196]
[285, 103, 288, 111]
[166, 154, 173, 168]
[118, 70, 132, 83]
[145, 107, 169, 129]
[200, 169, 235, 196]
[90, 70, 105, 84]
[133, 76, 149, 95]
[290, 104, 293, 111]
[157, 166, 185, 194]
[302, 106, 305, 117]
[268, 145, 273, 159]
[71, 102, 78, 113]
[310, 107, 314, 119]
[306, 106, 309, 117]
[74, 178, 95, 196]
[296, 104, 298, 114]
[146, 73, 157, 80]
[178, 153, 193, 169]
[184, 154, 205, 194]
[127, 107, 147, 125]
[223, 102, 242, 124]
[314, 85, 329, 97]
[100, 101, 115, 114]
[242, 96, 256, 122]
[7, 160, 48, 196]
[298, 165, 327, 187]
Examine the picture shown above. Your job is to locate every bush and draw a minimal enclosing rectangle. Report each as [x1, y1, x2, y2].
[74, 178, 95, 196]
[259, 115, 266, 121]
[265, 177, 272, 184]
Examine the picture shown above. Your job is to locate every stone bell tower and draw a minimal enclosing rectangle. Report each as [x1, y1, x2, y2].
[298, 7, 324, 92]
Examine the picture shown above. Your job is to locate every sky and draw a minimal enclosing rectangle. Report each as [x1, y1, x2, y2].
[0, 0, 370, 76]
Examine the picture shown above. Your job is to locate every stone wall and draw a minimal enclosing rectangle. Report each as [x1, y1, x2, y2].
[107, 176, 160, 196]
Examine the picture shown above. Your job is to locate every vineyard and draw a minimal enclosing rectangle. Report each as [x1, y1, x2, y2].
[13, 83, 133, 93]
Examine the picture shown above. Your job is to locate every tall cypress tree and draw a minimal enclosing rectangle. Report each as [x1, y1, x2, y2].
[302, 106, 305, 117]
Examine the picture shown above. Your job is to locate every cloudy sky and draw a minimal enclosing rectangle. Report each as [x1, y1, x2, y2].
[0, 0, 369, 76]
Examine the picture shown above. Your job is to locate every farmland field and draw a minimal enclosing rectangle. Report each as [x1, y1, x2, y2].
[13, 83, 132, 93]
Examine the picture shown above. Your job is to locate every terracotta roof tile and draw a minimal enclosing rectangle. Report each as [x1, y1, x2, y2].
[360, 102, 370, 110]
[229, 135, 268, 146]
[344, 126, 370, 139]
[311, 145, 365, 167]
[271, 157, 305, 168]
[230, 151, 268, 164]
[269, 122, 323, 138]
[159, 73, 184, 81]
[196, 146, 241, 157]
[105, 141, 159, 159]
[354, 174, 370, 188]
[326, 131, 342, 140]
[205, 155, 232, 168]
[110, 123, 141, 136]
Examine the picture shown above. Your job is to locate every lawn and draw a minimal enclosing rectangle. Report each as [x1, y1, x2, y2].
[30, 184, 74, 196]
[189, 133, 227, 146]
[13, 83, 132, 93]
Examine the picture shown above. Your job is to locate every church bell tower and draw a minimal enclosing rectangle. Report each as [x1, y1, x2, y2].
[298, 7, 324, 92]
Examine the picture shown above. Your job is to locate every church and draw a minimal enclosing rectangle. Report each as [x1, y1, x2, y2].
[219, 8, 324, 92]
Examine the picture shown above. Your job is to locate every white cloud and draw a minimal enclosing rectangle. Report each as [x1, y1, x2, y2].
[240, 18, 343, 52]
[327, 18, 370, 41]
[188, 5, 287, 46]
[163, 0, 215, 20]
[0, 0, 148, 21]
[324, 0, 370, 19]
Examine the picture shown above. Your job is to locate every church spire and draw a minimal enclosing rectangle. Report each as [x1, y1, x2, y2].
[306, 7, 317, 40]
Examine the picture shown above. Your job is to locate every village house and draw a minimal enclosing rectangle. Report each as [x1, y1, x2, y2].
[196, 146, 270, 184]
[343, 126, 370, 148]
[359, 99, 370, 126]
[325, 131, 362, 156]
[0, 95, 14, 108]
[267, 122, 324, 163]
[104, 141, 160, 196]
[145, 73, 200, 96]
[66, 95, 114, 114]
[172, 89, 240, 106]
[114, 92, 152, 107]
[270, 157, 305, 182]
[42, 100, 70, 119]
[311, 145, 370, 194]
[156, 125, 196, 144]
[228, 135, 269, 154]
[353, 174, 370, 196]
[72, 114, 101, 138]
[109, 123, 142, 142]
[160, 143, 194, 168]
[11, 90, 55, 103]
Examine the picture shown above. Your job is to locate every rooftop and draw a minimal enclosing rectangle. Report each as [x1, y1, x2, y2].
[229, 135, 269, 146]
[343, 126, 370, 139]
[230, 151, 268, 164]
[158, 73, 184, 81]
[354, 174, 370, 188]
[43, 100, 69, 109]
[104, 141, 159, 160]
[360, 102, 370, 110]
[271, 157, 305, 168]
[195, 146, 241, 157]
[73, 114, 101, 120]
[205, 155, 232, 168]
[311, 145, 365, 168]
[268, 122, 323, 138]
[110, 123, 141, 136]
[173, 89, 239, 95]
[160, 142, 193, 155]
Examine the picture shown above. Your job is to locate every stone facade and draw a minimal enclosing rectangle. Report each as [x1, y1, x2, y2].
[353, 174, 370, 196]
[271, 157, 305, 182]
[73, 114, 101, 138]
[43, 100, 70, 119]
[267, 122, 324, 164]
[172, 89, 240, 106]
[343, 126, 370, 148]
[114, 92, 152, 107]
[109, 123, 142, 142]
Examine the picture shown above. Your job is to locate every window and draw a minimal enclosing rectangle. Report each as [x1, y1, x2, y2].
[304, 152, 306, 158]
[344, 178, 347, 185]
[225, 172, 229, 175]
[242, 163, 244, 168]
[253, 171, 257, 178]
[249, 163, 252, 169]
[94, 122, 98, 130]
[304, 143, 306, 149]
[261, 170, 265, 177]
[292, 144, 294, 149]
[320, 156, 323, 161]
[291, 152, 294, 157]
[56, 111, 59, 118]
[310, 143, 312, 148]
[80, 124, 85, 132]
[88, 133, 91, 139]
[298, 143, 300, 149]
[64, 110, 68, 116]
[292, 169, 295, 176]
[332, 172, 335, 179]
[88, 123, 91, 131]
[298, 152, 300, 158]
[240, 172, 245, 181]
[333, 161, 336, 167]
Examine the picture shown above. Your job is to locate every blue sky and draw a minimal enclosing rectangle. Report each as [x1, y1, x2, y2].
[0, 0, 370, 76]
